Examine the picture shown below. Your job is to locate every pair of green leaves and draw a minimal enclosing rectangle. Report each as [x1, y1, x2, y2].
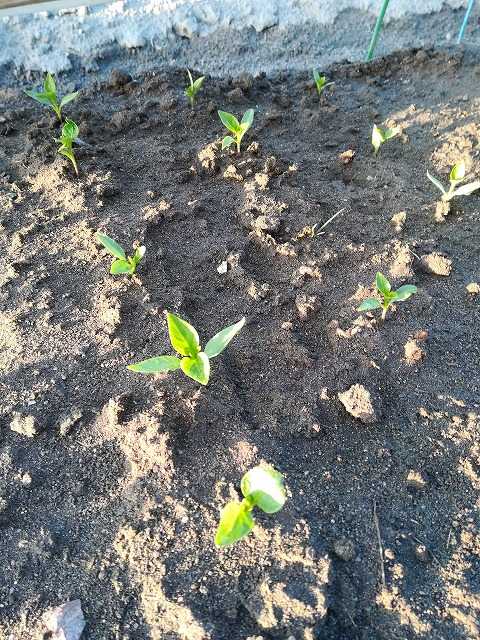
[96, 232, 145, 275]
[25, 72, 78, 122]
[358, 272, 417, 320]
[372, 124, 400, 155]
[427, 161, 480, 202]
[56, 119, 80, 175]
[215, 465, 286, 547]
[312, 70, 333, 97]
[185, 69, 205, 107]
[128, 312, 245, 385]
[218, 109, 254, 153]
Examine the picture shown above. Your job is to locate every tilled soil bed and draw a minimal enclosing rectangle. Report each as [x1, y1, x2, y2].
[0, 48, 480, 640]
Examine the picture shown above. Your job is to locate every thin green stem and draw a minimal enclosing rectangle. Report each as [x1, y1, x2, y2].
[366, 0, 391, 62]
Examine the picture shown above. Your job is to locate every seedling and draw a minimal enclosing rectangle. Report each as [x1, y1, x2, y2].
[312, 70, 333, 97]
[372, 124, 400, 155]
[218, 109, 254, 153]
[56, 119, 79, 175]
[128, 312, 245, 385]
[96, 232, 145, 275]
[185, 69, 205, 107]
[215, 465, 286, 547]
[25, 72, 78, 122]
[427, 161, 480, 202]
[358, 272, 417, 320]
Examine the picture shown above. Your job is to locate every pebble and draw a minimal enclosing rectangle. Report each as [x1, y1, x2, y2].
[9, 413, 38, 438]
[466, 282, 480, 295]
[406, 470, 427, 490]
[420, 252, 452, 276]
[414, 544, 430, 563]
[338, 384, 377, 424]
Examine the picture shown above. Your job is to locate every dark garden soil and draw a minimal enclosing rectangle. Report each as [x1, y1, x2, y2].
[0, 48, 480, 640]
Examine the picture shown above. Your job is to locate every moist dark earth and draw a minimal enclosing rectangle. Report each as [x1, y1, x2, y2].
[0, 49, 480, 639]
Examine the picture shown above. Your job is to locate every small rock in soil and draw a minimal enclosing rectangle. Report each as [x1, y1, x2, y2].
[223, 165, 243, 181]
[391, 211, 406, 232]
[434, 200, 451, 223]
[43, 599, 86, 640]
[466, 282, 480, 295]
[333, 538, 356, 561]
[295, 293, 317, 320]
[420, 252, 452, 276]
[10, 412, 38, 438]
[338, 384, 376, 424]
[414, 544, 430, 563]
[339, 149, 355, 165]
[404, 339, 425, 364]
[226, 87, 244, 103]
[406, 470, 427, 490]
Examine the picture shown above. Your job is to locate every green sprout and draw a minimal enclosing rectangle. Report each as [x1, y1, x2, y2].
[25, 72, 78, 122]
[218, 109, 254, 154]
[312, 70, 333, 97]
[56, 119, 79, 175]
[358, 272, 417, 320]
[427, 161, 480, 202]
[128, 312, 245, 385]
[185, 69, 205, 107]
[215, 465, 286, 547]
[96, 232, 145, 275]
[372, 123, 400, 155]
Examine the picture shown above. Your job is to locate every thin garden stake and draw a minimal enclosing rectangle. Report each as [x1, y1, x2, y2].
[366, 0, 391, 61]
[457, 0, 476, 44]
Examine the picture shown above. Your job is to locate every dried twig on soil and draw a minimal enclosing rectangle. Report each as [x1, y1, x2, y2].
[317, 207, 345, 235]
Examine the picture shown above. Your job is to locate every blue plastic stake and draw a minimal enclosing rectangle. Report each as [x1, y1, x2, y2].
[458, 0, 476, 44]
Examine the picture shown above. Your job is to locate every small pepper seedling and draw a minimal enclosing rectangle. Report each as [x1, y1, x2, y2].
[358, 272, 417, 320]
[312, 70, 333, 97]
[185, 69, 205, 107]
[96, 232, 145, 275]
[372, 123, 400, 155]
[128, 312, 245, 385]
[56, 119, 80, 175]
[427, 161, 480, 202]
[215, 465, 286, 547]
[218, 109, 254, 153]
[25, 72, 78, 122]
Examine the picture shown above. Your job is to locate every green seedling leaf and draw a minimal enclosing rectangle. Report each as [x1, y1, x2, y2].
[129, 313, 243, 386]
[96, 232, 127, 260]
[372, 124, 399, 155]
[241, 108, 254, 128]
[44, 72, 56, 96]
[452, 181, 480, 197]
[218, 110, 240, 133]
[375, 272, 391, 295]
[358, 298, 382, 311]
[222, 135, 235, 150]
[110, 259, 133, 275]
[312, 70, 333, 97]
[428, 162, 480, 202]
[204, 317, 245, 358]
[185, 70, 205, 107]
[56, 119, 79, 174]
[60, 91, 79, 108]
[215, 463, 286, 547]
[450, 162, 465, 183]
[427, 171, 446, 195]
[215, 501, 254, 547]
[218, 109, 254, 153]
[25, 73, 78, 121]
[127, 355, 181, 374]
[393, 284, 417, 301]
[358, 272, 417, 320]
[180, 352, 210, 385]
[241, 466, 286, 514]
[166, 312, 200, 357]
[96, 232, 146, 275]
